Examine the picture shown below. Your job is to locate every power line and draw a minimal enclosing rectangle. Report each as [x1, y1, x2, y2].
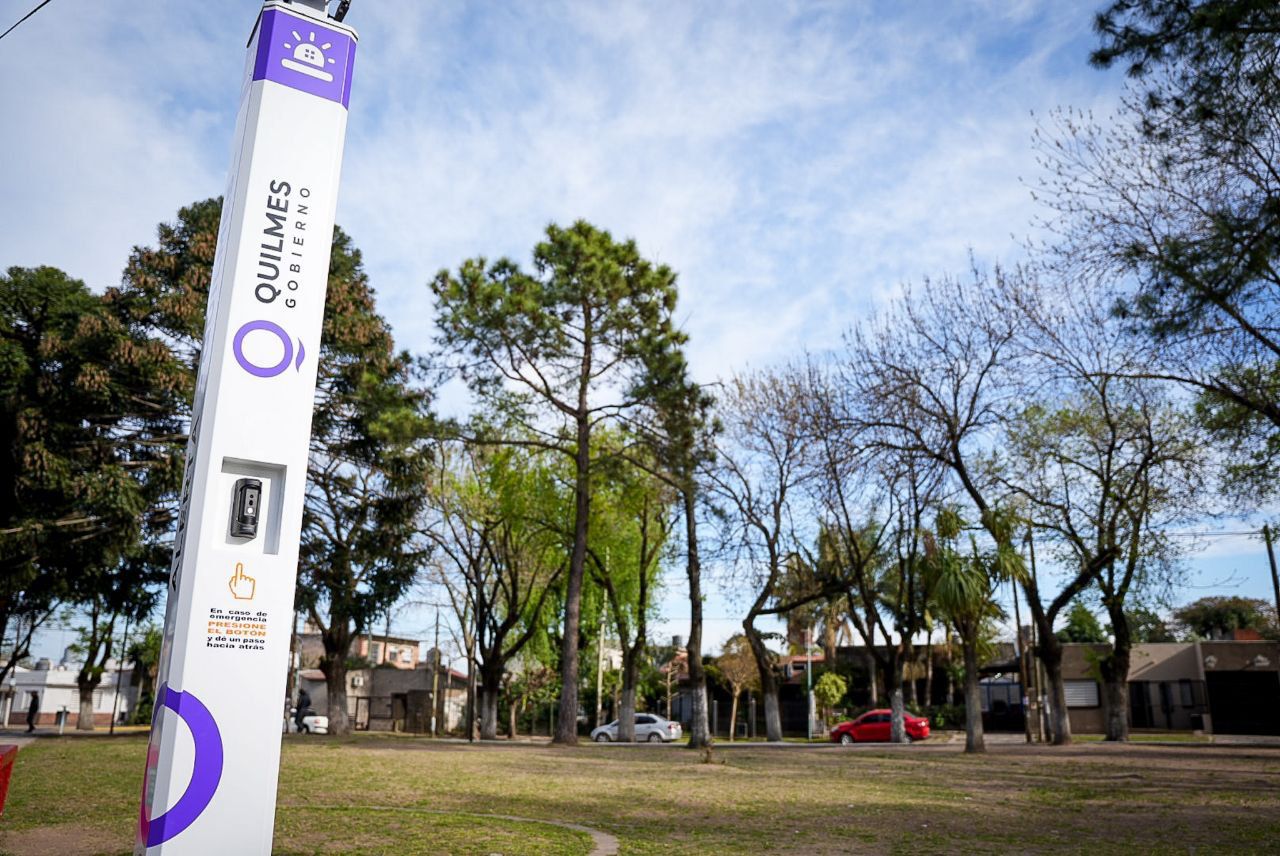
[1160, 530, 1260, 538]
[0, 0, 54, 44]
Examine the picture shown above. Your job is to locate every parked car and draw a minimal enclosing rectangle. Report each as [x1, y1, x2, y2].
[830, 709, 929, 744]
[591, 713, 683, 743]
[285, 706, 330, 735]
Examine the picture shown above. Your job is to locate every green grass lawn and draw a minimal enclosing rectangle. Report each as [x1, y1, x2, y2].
[2, 732, 1279, 854]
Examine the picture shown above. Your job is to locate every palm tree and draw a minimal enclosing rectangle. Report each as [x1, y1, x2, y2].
[775, 549, 856, 664]
[924, 505, 1023, 754]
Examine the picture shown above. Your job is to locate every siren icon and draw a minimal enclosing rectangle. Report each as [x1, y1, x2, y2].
[281, 30, 336, 82]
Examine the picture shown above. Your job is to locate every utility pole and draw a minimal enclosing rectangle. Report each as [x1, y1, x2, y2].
[665, 660, 673, 720]
[595, 603, 606, 729]
[285, 609, 300, 730]
[1011, 579, 1032, 744]
[806, 625, 814, 742]
[382, 607, 393, 665]
[430, 606, 440, 737]
[109, 613, 133, 736]
[1263, 526, 1280, 701]
[467, 609, 477, 742]
[1264, 526, 1280, 633]
[1027, 529, 1051, 743]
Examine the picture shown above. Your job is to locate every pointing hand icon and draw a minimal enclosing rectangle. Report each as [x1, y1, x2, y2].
[229, 563, 256, 600]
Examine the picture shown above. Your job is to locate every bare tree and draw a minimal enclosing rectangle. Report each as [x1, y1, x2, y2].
[709, 367, 815, 742]
[999, 276, 1209, 741]
[836, 269, 1157, 744]
[1033, 100, 1280, 504]
[802, 360, 940, 743]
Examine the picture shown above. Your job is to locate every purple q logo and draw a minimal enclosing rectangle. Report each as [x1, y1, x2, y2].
[232, 320, 306, 378]
[138, 686, 224, 847]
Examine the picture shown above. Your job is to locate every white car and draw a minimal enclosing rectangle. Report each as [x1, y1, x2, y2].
[285, 707, 329, 734]
[591, 713, 683, 743]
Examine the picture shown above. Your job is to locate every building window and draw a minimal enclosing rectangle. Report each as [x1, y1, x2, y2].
[1064, 680, 1099, 708]
[369, 642, 382, 662]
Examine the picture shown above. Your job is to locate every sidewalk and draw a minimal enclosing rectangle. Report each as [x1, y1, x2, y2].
[0, 724, 149, 740]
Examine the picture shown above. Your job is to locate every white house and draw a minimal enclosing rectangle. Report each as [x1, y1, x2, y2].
[3, 658, 136, 729]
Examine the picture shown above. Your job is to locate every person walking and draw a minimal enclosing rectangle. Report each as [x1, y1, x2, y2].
[25, 692, 39, 733]
[295, 687, 311, 732]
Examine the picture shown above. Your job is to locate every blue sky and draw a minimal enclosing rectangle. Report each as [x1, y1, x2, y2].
[2, 1, 1276, 661]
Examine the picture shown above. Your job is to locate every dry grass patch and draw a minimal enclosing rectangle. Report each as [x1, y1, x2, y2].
[1, 733, 1278, 854]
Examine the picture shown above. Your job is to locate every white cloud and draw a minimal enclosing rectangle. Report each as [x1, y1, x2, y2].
[0, 5, 232, 288]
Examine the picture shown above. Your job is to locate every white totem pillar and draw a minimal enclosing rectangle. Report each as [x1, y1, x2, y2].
[137, 3, 356, 852]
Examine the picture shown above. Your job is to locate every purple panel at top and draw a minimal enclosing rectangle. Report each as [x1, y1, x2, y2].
[252, 8, 356, 108]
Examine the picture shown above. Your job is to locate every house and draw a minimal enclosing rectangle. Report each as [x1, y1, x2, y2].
[297, 655, 469, 733]
[988, 639, 1280, 736]
[779, 653, 823, 681]
[2, 658, 136, 729]
[663, 634, 1280, 737]
[297, 622, 421, 671]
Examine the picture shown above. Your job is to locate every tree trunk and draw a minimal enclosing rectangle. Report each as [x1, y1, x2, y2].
[77, 681, 97, 731]
[479, 665, 502, 740]
[866, 649, 879, 705]
[688, 680, 710, 747]
[1038, 637, 1072, 746]
[325, 658, 349, 735]
[320, 621, 353, 735]
[728, 690, 740, 742]
[745, 621, 782, 742]
[618, 685, 637, 742]
[889, 685, 906, 742]
[902, 645, 917, 707]
[555, 410, 592, 745]
[961, 637, 985, 753]
[435, 669, 447, 736]
[479, 688, 499, 740]
[762, 686, 781, 742]
[74, 617, 110, 732]
[822, 620, 837, 669]
[618, 649, 639, 742]
[1101, 606, 1132, 742]
[923, 632, 934, 707]
[509, 698, 518, 739]
[683, 485, 712, 750]
[943, 622, 955, 704]
[1100, 661, 1129, 742]
[884, 649, 906, 743]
